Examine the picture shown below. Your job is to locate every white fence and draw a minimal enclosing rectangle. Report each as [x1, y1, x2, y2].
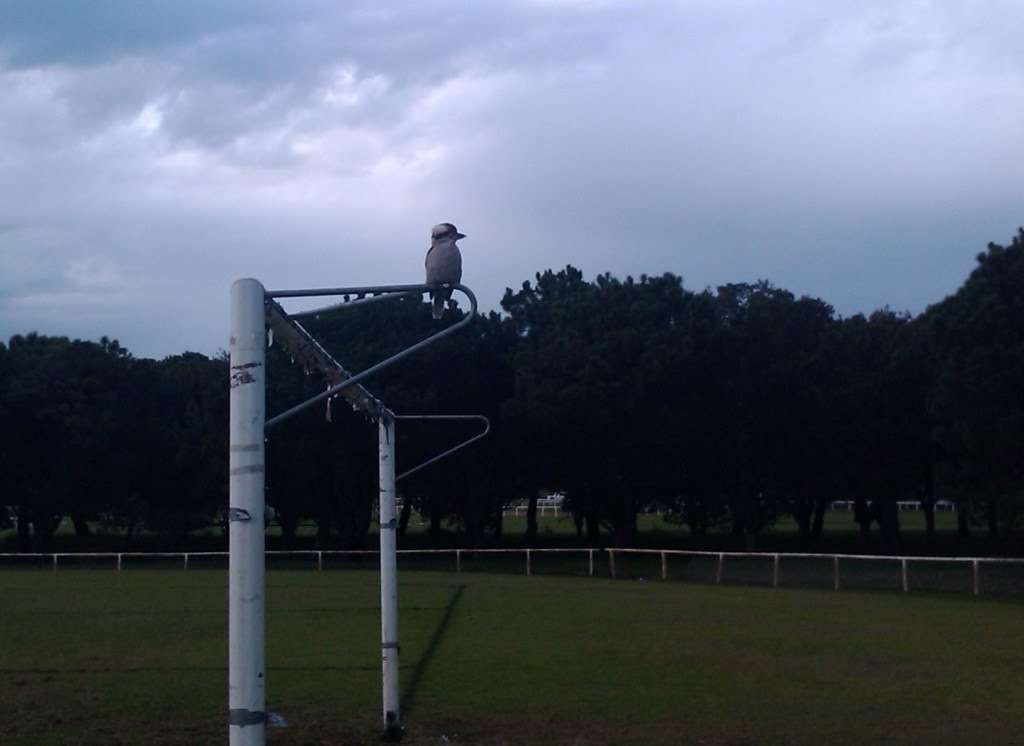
[0, 548, 598, 577]
[502, 497, 565, 517]
[1, 548, 1021, 597]
[607, 549, 1024, 597]
[502, 506, 563, 517]
[829, 500, 956, 511]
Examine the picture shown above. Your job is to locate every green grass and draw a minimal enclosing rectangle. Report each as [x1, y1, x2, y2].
[1, 569, 1022, 744]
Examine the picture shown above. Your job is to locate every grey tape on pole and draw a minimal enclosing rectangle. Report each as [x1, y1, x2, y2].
[227, 507, 252, 522]
[228, 709, 266, 726]
[381, 641, 399, 650]
[230, 464, 265, 475]
[380, 518, 398, 530]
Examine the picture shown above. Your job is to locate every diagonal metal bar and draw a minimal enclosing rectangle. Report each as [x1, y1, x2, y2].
[265, 284, 477, 428]
[394, 415, 491, 482]
[265, 298, 389, 419]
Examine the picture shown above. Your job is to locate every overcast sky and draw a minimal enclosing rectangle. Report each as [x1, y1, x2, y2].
[1, 1, 1021, 359]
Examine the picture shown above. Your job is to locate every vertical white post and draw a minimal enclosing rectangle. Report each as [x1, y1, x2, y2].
[378, 415, 401, 737]
[229, 278, 267, 746]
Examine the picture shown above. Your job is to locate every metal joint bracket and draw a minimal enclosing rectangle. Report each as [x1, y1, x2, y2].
[381, 641, 400, 650]
[380, 518, 398, 531]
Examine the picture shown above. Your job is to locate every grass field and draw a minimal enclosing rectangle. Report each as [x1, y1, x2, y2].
[2, 569, 1023, 745]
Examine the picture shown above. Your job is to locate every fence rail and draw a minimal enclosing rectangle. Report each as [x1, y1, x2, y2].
[608, 549, 1024, 597]
[2, 548, 1022, 597]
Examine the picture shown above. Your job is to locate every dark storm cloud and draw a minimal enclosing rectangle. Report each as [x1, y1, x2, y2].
[0, 1, 1021, 358]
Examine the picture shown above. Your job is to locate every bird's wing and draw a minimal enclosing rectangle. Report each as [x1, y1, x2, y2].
[425, 243, 462, 285]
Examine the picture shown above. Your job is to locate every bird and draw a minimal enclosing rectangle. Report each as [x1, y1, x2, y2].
[425, 222, 465, 319]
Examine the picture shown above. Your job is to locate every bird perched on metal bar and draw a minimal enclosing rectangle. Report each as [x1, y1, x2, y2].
[425, 222, 465, 319]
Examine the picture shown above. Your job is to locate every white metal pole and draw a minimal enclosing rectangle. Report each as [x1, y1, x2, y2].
[378, 415, 401, 737]
[229, 278, 267, 746]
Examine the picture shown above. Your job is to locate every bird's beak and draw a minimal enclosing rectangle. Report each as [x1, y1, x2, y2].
[455, 232, 466, 239]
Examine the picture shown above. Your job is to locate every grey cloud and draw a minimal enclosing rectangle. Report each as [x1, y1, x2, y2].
[0, 0, 290, 69]
[0, 1, 1021, 357]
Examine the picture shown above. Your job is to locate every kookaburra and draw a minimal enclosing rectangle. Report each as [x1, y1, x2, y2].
[424, 222, 465, 319]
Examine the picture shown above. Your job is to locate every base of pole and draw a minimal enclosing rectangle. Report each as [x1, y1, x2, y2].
[384, 713, 403, 742]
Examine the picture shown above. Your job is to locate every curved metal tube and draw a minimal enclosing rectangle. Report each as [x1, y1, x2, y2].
[393, 415, 491, 482]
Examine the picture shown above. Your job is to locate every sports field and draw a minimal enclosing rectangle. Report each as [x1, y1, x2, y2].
[1, 569, 1022, 745]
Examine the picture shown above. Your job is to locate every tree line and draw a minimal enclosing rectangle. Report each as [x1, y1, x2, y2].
[1, 230, 1022, 553]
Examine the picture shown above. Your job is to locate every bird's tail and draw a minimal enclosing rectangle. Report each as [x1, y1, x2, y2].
[432, 295, 444, 319]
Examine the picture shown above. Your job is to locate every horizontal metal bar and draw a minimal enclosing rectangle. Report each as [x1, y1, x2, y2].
[288, 290, 422, 319]
[266, 285, 477, 428]
[606, 548, 1015, 563]
[394, 414, 491, 421]
[266, 282, 461, 299]
[393, 415, 491, 482]
[11, 548, 1024, 565]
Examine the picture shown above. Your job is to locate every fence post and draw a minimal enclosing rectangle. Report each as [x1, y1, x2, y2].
[972, 560, 980, 596]
[661, 551, 667, 581]
[317, 551, 323, 571]
[834, 556, 840, 591]
[608, 550, 617, 579]
[526, 549, 532, 577]
[901, 559, 909, 593]
[117, 554, 123, 572]
[772, 554, 779, 588]
[52, 554, 58, 572]
[184, 553, 189, 571]
[715, 553, 724, 584]
[456, 549, 462, 573]
[588, 549, 594, 577]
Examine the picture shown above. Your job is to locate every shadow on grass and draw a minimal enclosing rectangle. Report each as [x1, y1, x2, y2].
[401, 583, 466, 717]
